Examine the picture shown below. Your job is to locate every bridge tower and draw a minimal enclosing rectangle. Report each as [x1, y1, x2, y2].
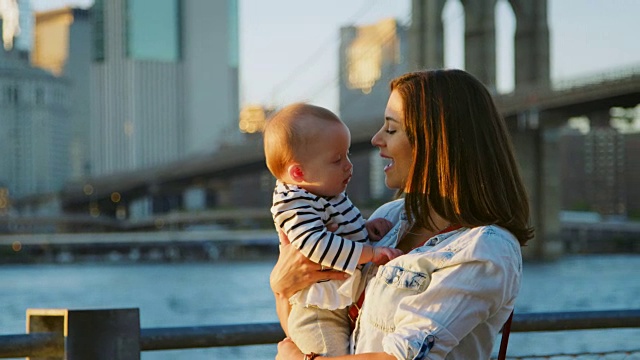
[511, 0, 550, 87]
[409, 0, 560, 261]
[409, 0, 550, 88]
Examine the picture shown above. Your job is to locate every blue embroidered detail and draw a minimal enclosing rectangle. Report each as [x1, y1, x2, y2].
[379, 266, 427, 290]
[414, 335, 435, 359]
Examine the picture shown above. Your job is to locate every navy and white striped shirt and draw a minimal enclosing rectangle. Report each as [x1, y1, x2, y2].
[271, 181, 368, 275]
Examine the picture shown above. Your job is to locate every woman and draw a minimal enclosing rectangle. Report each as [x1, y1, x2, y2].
[272, 69, 533, 360]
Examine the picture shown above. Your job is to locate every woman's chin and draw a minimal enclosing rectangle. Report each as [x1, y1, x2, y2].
[384, 179, 401, 190]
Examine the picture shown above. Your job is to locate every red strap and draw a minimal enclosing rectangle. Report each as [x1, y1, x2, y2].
[347, 289, 365, 331]
[497, 311, 514, 360]
[348, 224, 463, 331]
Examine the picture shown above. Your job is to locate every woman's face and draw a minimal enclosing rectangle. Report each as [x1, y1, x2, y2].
[371, 89, 413, 191]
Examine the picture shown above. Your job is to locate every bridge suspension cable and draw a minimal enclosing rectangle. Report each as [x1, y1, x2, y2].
[266, 0, 394, 107]
[301, 7, 416, 116]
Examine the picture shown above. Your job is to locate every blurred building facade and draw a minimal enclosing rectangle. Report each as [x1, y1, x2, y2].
[338, 18, 409, 204]
[560, 119, 640, 219]
[33, 7, 92, 180]
[339, 18, 408, 126]
[1, 0, 241, 216]
[1, 0, 32, 54]
[90, 0, 240, 178]
[0, 49, 71, 199]
[0, 0, 72, 202]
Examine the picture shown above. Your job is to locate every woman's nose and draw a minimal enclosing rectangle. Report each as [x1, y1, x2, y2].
[371, 129, 383, 147]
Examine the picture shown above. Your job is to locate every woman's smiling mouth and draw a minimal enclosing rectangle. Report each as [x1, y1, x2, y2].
[381, 155, 394, 172]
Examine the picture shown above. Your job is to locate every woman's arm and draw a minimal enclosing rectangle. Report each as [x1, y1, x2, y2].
[270, 230, 349, 333]
[273, 290, 291, 336]
[276, 337, 394, 360]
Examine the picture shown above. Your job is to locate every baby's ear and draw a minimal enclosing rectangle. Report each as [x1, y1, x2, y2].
[287, 164, 304, 182]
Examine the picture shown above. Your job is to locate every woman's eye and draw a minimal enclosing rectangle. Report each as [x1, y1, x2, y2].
[385, 128, 396, 134]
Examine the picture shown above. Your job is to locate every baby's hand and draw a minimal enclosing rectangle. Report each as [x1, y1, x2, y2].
[365, 218, 393, 241]
[371, 246, 404, 265]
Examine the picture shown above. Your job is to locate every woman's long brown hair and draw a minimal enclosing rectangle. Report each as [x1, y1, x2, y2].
[392, 69, 534, 245]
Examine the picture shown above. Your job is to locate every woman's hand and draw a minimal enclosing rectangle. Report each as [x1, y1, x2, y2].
[270, 230, 349, 299]
[270, 228, 350, 335]
[275, 337, 304, 360]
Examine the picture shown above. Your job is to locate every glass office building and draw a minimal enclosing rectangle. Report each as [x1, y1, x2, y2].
[126, 0, 180, 61]
[90, 0, 240, 176]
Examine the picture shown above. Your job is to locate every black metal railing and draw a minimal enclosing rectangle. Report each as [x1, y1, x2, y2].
[0, 309, 639, 359]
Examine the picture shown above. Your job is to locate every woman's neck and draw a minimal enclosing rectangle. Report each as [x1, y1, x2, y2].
[397, 212, 451, 252]
[397, 230, 435, 252]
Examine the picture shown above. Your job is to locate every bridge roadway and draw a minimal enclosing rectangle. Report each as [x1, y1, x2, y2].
[53, 66, 640, 210]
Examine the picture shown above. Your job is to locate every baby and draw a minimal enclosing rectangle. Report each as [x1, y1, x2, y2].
[263, 103, 403, 356]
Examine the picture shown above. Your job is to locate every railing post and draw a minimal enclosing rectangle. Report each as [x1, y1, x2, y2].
[27, 308, 141, 360]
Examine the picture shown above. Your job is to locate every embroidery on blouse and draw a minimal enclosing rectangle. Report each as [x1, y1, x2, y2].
[378, 266, 428, 290]
[414, 334, 436, 359]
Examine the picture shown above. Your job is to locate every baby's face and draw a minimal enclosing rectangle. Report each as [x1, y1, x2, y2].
[297, 122, 353, 197]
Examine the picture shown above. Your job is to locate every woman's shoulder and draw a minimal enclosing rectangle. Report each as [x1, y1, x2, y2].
[456, 225, 522, 268]
[467, 224, 516, 240]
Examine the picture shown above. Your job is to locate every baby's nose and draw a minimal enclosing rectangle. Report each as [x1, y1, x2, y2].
[345, 161, 353, 172]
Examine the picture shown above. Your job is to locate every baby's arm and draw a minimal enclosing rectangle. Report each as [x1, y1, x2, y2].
[273, 195, 367, 274]
[359, 244, 403, 265]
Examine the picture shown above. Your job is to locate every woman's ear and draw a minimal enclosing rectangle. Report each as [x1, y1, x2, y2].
[287, 164, 305, 182]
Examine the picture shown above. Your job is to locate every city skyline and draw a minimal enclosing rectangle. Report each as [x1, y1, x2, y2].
[29, 0, 640, 114]
[2, 0, 638, 247]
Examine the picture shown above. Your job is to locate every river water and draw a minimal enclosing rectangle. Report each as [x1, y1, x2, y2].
[1, 254, 639, 359]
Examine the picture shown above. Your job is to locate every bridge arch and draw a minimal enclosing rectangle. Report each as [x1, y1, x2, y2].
[409, 0, 549, 90]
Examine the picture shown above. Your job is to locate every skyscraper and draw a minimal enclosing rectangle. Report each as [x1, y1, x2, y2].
[33, 7, 92, 180]
[339, 18, 408, 126]
[90, 0, 240, 176]
[338, 18, 408, 202]
[0, 0, 71, 202]
[0, 50, 71, 199]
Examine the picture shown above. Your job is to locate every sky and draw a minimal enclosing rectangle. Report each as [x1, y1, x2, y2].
[29, 0, 640, 114]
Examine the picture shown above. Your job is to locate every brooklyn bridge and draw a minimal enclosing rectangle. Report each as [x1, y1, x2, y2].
[4, 0, 640, 262]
